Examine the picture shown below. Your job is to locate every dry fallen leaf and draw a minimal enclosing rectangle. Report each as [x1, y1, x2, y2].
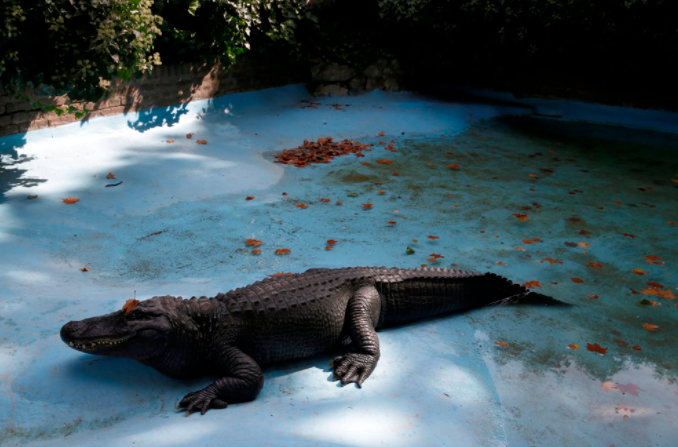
[571, 278, 584, 283]
[494, 341, 508, 348]
[447, 164, 461, 170]
[267, 272, 293, 277]
[196, 140, 208, 145]
[376, 159, 393, 165]
[275, 248, 291, 255]
[387, 221, 397, 225]
[167, 139, 175, 143]
[642, 323, 659, 331]
[633, 268, 647, 275]
[186, 133, 193, 139]
[295, 203, 309, 209]
[319, 198, 331, 203]
[62, 197, 80, 204]
[427, 235, 439, 240]
[523, 280, 542, 288]
[600, 381, 618, 392]
[246, 196, 255, 200]
[80, 267, 91, 272]
[540, 258, 563, 265]
[362, 203, 373, 210]
[107, 172, 116, 179]
[122, 299, 140, 315]
[245, 239, 262, 247]
[522, 238, 542, 244]
[568, 343, 579, 350]
[377, 190, 385, 195]
[587, 343, 608, 354]
[327, 239, 337, 246]
[644, 255, 665, 266]
[512, 213, 529, 222]
[251, 249, 261, 255]
[378, 131, 384, 136]
[587, 262, 603, 268]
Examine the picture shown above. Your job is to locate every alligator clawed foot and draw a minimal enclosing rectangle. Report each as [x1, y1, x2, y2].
[178, 389, 228, 416]
[331, 352, 378, 388]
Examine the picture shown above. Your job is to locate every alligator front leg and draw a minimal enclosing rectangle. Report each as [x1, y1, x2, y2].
[178, 347, 263, 415]
[331, 285, 381, 387]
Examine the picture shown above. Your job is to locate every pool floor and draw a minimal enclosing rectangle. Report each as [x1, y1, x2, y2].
[1, 85, 677, 446]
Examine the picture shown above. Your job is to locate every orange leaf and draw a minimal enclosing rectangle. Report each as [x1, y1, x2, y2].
[571, 277, 584, 283]
[106, 172, 116, 179]
[587, 262, 603, 268]
[196, 140, 208, 145]
[516, 247, 526, 251]
[377, 190, 385, 195]
[632, 345, 642, 351]
[167, 139, 175, 143]
[245, 239, 262, 247]
[326, 239, 337, 246]
[644, 254, 664, 266]
[642, 323, 659, 331]
[586, 343, 607, 354]
[267, 272, 293, 277]
[325, 245, 333, 250]
[274, 249, 291, 255]
[577, 242, 591, 248]
[496, 261, 506, 265]
[568, 343, 579, 350]
[296, 203, 308, 209]
[447, 164, 461, 170]
[632, 268, 647, 275]
[387, 221, 397, 225]
[522, 238, 542, 244]
[62, 197, 80, 204]
[319, 198, 331, 203]
[335, 201, 343, 206]
[600, 381, 618, 392]
[540, 257, 563, 265]
[427, 235, 439, 240]
[646, 281, 665, 288]
[523, 280, 542, 288]
[245, 196, 255, 200]
[376, 159, 393, 165]
[360, 162, 372, 166]
[588, 294, 599, 299]
[186, 133, 193, 139]
[528, 173, 539, 178]
[363, 203, 373, 210]
[378, 131, 384, 136]
[622, 233, 637, 238]
[122, 299, 140, 315]
[495, 341, 508, 348]
[80, 267, 91, 272]
[251, 249, 261, 255]
[512, 213, 529, 222]
[641, 288, 675, 299]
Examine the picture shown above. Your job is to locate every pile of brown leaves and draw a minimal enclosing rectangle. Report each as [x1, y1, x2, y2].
[272, 137, 371, 167]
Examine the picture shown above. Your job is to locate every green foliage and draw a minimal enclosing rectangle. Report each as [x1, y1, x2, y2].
[1, 0, 162, 101]
[0, 0, 313, 106]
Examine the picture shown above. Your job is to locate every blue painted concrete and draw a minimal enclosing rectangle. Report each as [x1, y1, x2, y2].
[1, 85, 677, 446]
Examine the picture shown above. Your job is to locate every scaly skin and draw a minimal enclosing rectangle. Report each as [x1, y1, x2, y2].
[60, 266, 540, 415]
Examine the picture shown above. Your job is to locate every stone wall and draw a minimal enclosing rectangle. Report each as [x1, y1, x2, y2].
[0, 53, 308, 138]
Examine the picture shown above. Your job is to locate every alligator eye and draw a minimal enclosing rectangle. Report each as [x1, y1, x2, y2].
[127, 311, 148, 320]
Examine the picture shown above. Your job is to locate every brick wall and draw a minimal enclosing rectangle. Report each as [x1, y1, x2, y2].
[0, 53, 308, 137]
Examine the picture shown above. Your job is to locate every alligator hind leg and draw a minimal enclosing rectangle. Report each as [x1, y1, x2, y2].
[331, 285, 381, 387]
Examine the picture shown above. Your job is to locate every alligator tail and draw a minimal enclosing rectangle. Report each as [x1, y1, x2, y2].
[377, 268, 553, 326]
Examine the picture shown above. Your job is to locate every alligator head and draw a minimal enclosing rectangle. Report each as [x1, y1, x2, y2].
[60, 296, 175, 362]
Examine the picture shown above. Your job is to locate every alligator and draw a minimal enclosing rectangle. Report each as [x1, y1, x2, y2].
[60, 266, 552, 415]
